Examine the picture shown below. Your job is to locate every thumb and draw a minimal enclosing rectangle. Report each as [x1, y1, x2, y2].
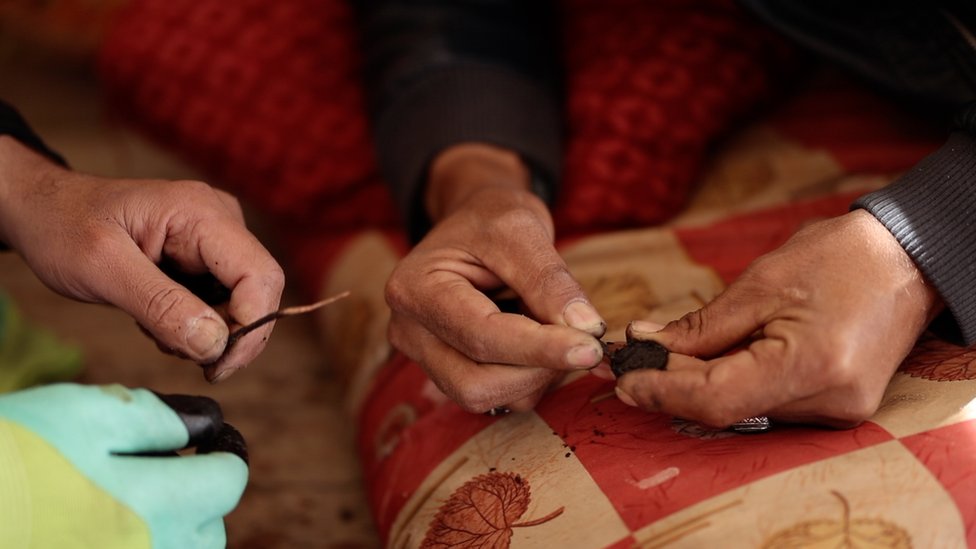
[490, 237, 606, 337]
[98, 244, 229, 363]
[627, 286, 764, 358]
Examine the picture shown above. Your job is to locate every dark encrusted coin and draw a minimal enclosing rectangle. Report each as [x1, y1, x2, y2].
[608, 340, 669, 377]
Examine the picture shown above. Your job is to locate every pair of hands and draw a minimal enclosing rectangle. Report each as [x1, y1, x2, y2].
[387, 144, 942, 427]
[0, 136, 285, 382]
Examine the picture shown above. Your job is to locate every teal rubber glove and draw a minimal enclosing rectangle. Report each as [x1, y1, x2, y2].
[0, 383, 248, 548]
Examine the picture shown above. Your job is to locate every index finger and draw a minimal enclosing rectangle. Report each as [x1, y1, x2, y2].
[185, 218, 285, 380]
[615, 338, 808, 428]
[397, 271, 604, 371]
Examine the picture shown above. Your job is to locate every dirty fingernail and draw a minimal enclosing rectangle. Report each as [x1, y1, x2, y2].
[187, 317, 227, 360]
[628, 320, 665, 338]
[615, 386, 638, 407]
[566, 341, 603, 369]
[563, 301, 606, 336]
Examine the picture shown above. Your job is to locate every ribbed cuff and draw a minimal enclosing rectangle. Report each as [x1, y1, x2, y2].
[853, 131, 976, 344]
[373, 65, 562, 242]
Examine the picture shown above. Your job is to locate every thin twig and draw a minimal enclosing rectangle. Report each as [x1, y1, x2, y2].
[225, 290, 351, 350]
[511, 506, 565, 528]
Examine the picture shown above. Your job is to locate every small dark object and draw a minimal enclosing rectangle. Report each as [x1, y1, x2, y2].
[196, 423, 249, 465]
[126, 394, 248, 463]
[606, 340, 669, 377]
[153, 392, 223, 446]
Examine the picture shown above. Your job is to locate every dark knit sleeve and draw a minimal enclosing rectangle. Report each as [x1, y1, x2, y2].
[853, 103, 976, 344]
[0, 100, 66, 167]
[738, 1, 976, 343]
[354, 0, 563, 240]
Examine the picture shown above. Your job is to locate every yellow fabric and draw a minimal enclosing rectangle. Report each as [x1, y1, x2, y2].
[0, 420, 150, 549]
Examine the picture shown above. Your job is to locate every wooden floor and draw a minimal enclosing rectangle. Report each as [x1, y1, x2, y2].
[0, 44, 379, 547]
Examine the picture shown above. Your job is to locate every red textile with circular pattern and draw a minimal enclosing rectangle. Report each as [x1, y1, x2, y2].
[99, 0, 396, 233]
[98, 0, 796, 291]
[556, 0, 796, 235]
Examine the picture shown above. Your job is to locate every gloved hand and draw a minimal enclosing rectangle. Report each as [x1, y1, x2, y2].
[0, 383, 248, 548]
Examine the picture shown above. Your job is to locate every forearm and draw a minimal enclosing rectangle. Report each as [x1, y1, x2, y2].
[354, 0, 563, 240]
[0, 136, 67, 251]
[426, 143, 532, 220]
[0, 100, 70, 250]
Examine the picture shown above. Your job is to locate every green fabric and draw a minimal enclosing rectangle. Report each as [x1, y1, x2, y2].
[0, 294, 83, 394]
[0, 384, 248, 548]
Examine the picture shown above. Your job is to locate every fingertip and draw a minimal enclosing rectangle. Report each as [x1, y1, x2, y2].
[565, 338, 604, 369]
[183, 451, 250, 516]
[209, 247, 284, 331]
[614, 386, 638, 408]
[562, 300, 607, 337]
[626, 320, 666, 341]
[205, 322, 273, 383]
[588, 362, 615, 381]
[186, 316, 229, 363]
[205, 366, 235, 384]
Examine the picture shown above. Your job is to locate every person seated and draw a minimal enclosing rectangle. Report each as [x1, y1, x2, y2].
[355, 1, 976, 427]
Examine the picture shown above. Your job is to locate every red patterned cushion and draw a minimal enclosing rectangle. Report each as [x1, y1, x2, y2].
[556, 0, 797, 235]
[99, 0, 397, 235]
[306, 71, 947, 545]
[99, 0, 798, 292]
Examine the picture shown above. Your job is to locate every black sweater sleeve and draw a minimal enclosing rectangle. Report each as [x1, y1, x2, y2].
[354, 0, 563, 241]
[853, 109, 976, 345]
[0, 100, 66, 167]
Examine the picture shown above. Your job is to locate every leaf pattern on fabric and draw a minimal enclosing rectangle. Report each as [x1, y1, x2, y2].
[900, 335, 976, 381]
[421, 472, 564, 548]
[762, 491, 911, 548]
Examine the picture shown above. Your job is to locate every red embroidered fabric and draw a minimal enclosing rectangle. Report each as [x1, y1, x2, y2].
[99, 0, 796, 291]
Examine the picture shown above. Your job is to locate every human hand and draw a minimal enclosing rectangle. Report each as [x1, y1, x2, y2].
[0, 137, 284, 381]
[385, 144, 606, 413]
[0, 383, 248, 548]
[615, 210, 943, 428]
